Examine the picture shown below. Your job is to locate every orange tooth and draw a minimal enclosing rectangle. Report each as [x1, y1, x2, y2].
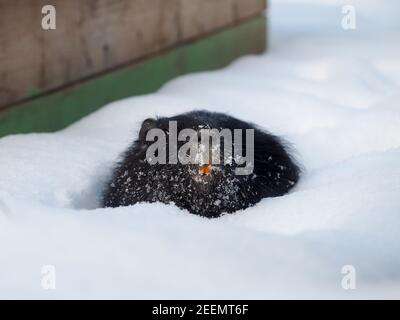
[199, 164, 211, 175]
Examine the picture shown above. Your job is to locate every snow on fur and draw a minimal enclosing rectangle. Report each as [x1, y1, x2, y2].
[1, 0, 400, 298]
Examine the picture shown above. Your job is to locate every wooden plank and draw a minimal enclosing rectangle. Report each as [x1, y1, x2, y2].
[0, 15, 266, 138]
[0, 0, 266, 108]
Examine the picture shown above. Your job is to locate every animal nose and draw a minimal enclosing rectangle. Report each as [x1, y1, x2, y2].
[199, 164, 211, 175]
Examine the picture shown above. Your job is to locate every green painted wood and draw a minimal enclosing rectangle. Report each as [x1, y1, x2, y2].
[0, 16, 266, 138]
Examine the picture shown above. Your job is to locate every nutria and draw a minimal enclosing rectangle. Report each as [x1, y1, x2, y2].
[102, 110, 300, 217]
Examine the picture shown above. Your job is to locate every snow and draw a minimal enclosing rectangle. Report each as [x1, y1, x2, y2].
[1, 0, 400, 299]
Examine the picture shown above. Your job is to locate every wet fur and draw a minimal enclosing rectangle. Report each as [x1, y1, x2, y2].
[102, 110, 300, 218]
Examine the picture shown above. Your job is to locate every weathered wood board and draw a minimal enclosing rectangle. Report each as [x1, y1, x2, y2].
[0, 0, 266, 109]
[0, 15, 266, 137]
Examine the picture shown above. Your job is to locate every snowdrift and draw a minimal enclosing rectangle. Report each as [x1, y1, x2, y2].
[1, 0, 400, 298]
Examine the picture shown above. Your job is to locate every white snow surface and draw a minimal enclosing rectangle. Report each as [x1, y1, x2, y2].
[1, 0, 400, 299]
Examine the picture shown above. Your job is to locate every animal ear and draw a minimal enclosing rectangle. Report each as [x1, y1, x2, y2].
[139, 118, 157, 140]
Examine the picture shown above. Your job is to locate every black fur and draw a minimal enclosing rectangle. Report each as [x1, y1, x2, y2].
[102, 110, 300, 217]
